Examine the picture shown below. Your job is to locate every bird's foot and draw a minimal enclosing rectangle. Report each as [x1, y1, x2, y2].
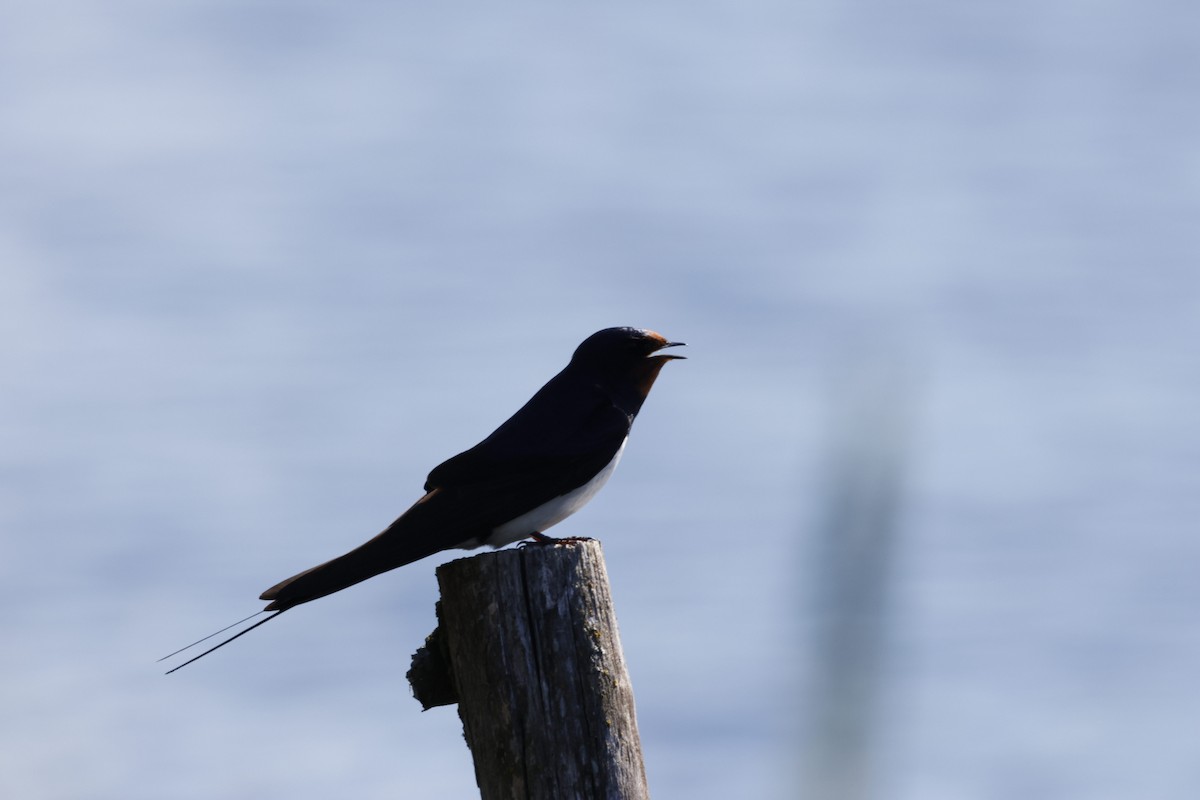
[523, 532, 595, 547]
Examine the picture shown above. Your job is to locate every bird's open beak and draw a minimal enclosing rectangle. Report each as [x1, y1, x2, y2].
[653, 341, 687, 360]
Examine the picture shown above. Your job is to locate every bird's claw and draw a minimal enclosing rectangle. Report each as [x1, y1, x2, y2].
[520, 532, 595, 548]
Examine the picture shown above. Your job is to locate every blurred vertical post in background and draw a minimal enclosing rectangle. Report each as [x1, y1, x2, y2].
[800, 355, 914, 800]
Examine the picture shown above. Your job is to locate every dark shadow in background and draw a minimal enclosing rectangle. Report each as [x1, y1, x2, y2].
[800, 355, 915, 800]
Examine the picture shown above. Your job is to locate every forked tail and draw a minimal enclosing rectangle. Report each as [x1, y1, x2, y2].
[160, 610, 286, 674]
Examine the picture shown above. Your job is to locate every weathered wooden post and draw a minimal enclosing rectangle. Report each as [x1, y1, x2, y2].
[408, 539, 649, 800]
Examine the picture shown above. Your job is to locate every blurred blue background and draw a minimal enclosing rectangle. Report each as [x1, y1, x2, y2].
[2, 1, 1197, 798]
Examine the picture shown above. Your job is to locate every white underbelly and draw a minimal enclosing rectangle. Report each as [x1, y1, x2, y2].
[478, 438, 628, 548]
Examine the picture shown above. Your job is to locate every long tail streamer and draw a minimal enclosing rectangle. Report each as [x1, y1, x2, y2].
[161, 611, 286, 674]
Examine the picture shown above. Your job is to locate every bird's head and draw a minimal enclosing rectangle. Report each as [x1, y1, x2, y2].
[571, 327, 686, 398]
[573, 327, 685, 367]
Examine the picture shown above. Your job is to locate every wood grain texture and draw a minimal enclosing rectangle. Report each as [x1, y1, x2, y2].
[410, 540, 649, 800]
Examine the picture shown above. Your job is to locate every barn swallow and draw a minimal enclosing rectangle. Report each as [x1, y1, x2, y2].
[163, 326, 684, 672]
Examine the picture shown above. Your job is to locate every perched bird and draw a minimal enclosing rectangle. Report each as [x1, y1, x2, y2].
[163, 326, 684, 672]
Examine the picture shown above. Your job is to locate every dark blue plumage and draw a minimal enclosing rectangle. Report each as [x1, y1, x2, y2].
[257, 327, 684, 612]
[164, 328, 683, 672]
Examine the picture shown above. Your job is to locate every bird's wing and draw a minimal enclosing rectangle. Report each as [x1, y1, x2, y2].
[425, 377, 631, 491]
[259, 385, 631, 612]
[259, 443, 623, 611]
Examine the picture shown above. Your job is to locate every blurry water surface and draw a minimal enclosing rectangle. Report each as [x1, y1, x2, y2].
[2, 2, 1197, 798]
